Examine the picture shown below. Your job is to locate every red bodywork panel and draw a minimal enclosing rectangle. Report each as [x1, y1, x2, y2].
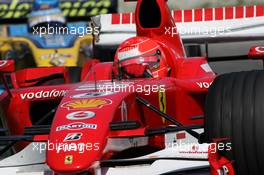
[248, 46, 264, 59]
[0, 0, 218, 174]
[0, 60, 15, 73]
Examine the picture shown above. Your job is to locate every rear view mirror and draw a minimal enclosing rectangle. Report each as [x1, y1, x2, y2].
[0, 60, 14, 73]
[248, 46, 264, 59]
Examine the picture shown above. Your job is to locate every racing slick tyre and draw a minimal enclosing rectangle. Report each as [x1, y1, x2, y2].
[204, 71, 264, 175]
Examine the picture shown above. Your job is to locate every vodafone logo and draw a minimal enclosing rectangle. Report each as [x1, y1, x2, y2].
[256, 46, 264, 53]
[196, 82, 212, 89]
[66, 111, 95, 121]
[20, 89, 67, 100]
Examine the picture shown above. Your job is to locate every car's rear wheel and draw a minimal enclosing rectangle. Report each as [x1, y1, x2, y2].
[205, 71, 264, 175]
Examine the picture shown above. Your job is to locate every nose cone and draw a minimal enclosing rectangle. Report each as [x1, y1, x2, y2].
[47, 140, 101, 173]
[46, 87, 128, 173]
[46, 110, 111, 173]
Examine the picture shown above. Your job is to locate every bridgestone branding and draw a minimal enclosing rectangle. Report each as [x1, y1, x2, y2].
[20, 89, 67, 100]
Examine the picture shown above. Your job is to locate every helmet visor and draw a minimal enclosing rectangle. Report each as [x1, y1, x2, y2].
[119, 50, 161, 70]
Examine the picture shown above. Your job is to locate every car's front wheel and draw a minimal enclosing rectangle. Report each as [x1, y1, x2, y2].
[204, 71, 264, 175]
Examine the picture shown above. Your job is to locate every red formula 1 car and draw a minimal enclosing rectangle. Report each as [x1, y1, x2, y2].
[0, 0, 263, 175]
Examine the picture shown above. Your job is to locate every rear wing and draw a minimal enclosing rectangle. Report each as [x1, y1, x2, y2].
[0, 0, 118, 23]
[92, 5, 264, 46]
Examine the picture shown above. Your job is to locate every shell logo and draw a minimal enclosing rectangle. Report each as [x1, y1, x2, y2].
[62, 99, 112, 110]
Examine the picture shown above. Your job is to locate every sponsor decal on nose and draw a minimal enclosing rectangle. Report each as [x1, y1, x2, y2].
[62, 99, 112, 110]
[64, 155, 73, 164]
[66, 111, 95, 120]
[64, 133, 82, 142]
[56, 122, 97, 131]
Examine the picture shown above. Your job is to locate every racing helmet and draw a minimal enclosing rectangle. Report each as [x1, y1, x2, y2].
[28, 0, 66, 33]
[114, 37, 170, 78]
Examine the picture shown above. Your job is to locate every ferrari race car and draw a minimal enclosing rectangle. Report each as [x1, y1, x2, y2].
[0, 0, 96, 68]
[0, 0, 263, 175]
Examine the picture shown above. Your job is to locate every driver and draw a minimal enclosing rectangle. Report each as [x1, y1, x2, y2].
[114, 37, 170, 78]
[28, 0, 66, 33]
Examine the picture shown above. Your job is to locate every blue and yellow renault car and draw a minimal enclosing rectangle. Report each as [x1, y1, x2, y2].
[0, 0, 96, 68]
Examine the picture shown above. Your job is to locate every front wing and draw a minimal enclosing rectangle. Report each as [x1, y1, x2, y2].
[0, 130, 211, 175]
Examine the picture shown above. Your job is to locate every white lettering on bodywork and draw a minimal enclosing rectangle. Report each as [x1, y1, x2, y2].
[196, 82, 212, 89]
[20, 89, 67, 100]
